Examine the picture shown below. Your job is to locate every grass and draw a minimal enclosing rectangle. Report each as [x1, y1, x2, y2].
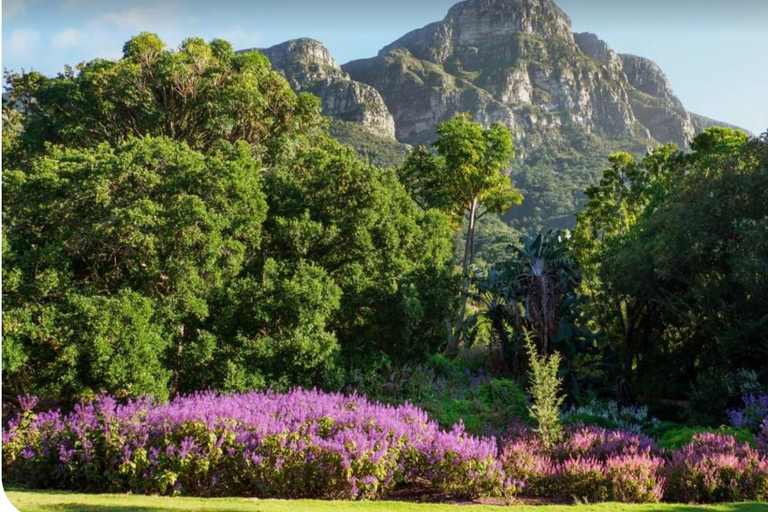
[4, 489, 768, 512]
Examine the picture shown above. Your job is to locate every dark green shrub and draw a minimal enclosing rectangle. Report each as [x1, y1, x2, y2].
[349, 355, 530, 436]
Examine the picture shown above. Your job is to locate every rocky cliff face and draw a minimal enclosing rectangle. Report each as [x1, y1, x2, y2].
[340, 0, 737, 150]
[251, 1, 740, 153]
[255, 38, 396, 139]
[618, 53, 695, 147]
[342, 0, 663, 148]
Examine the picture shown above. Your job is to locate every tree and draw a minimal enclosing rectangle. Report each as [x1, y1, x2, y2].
[601, 129, 766, 419]
[5, 32, 324, 162]
[2, 137, 267, 400]
[262, 137, 457, 365]
[573, 127, 761, 408]
[3, 33, 458, 400]
[400, 114, 522, 357]
[572, 144, 679, 399]
[503, 232, 581, 355]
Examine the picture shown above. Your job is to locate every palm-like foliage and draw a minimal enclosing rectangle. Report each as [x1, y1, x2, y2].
[473, 230, 581, 376]
[506, 231, 580, 354]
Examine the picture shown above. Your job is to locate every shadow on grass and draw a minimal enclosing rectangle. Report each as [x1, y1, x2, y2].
[37, 506, 156, 512]
[6, 488, 768, 512]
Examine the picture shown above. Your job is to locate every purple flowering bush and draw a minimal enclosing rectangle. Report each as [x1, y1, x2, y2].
[665, 433, 768, 503]
[2, 390, 514, 500]
[730, 394, 768, 433]
[501, 425, 665, 503]
[759, 420, 768, 455]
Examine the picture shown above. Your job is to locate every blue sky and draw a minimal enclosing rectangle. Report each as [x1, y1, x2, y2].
[3, 0, 767, 134]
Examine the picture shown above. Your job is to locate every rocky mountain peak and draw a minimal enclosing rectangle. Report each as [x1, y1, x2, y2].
[253, 38, 345, 91]
[259, 38, 340, 72]
[379, 0, 574, 66]
[620, 54, 683, 109]
[574, 32, 622, 74]
[446, 0, 574, 43]
[256, 39, 396, 139]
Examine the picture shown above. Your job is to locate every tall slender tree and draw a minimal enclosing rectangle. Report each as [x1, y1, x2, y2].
[399, 114, 522, 356]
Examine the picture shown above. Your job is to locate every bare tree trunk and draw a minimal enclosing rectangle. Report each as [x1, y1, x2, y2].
[445, 197, 478, 357]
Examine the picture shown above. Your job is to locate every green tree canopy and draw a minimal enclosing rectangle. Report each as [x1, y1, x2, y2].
[262, 138, 457, 365]
[5, 32, 323, 163]
[573, 127, 764, 415]
[3, 137, 267, 400]
[602, 130, 766, 420]
[2, 33, 457, 401]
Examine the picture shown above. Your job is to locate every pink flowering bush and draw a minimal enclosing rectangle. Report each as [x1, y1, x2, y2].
[2, 390, 514, 500]
[555, 425, 656, 460]
[499, 428, 555, 496]
[604, 453, 665, 503]
[557, 456, 609, 501]
[501, 425, 665, 503]
[665, 433, 768, 503]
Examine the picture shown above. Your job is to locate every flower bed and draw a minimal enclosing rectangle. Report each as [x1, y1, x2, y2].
[2, 391, 510, 500]
[4, 392, 768, 503]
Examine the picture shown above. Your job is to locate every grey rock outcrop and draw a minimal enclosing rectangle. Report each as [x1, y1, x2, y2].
[253, 38, 396, 139]
[618, 53, 695, 147]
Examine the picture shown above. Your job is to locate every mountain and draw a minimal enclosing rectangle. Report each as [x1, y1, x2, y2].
[246, 38, 395, 139]
[247, 0, 746, 232]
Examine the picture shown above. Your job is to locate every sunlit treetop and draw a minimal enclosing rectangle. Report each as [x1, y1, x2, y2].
[5, 32, 324, 162]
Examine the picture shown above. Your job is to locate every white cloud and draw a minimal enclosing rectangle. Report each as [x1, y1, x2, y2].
[5, 29, 42, 59]
[100, 2, 186, 37]
[52, 28, 88, 49]
[102, 7, 162, 31]
[3, 0, 27, 19]
[214, 27, 257, 50]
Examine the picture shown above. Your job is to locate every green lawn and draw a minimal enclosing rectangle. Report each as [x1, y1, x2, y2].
[4, 490, 768, 512]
